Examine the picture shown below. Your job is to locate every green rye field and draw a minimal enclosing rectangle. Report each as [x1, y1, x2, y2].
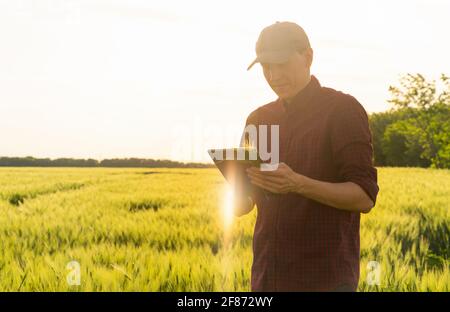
[0, 167, 448, 291]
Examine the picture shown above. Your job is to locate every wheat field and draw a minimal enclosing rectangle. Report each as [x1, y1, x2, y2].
[0, 167, 448, 291]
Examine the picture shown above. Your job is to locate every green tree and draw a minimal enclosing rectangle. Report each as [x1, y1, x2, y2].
[369, 108, 417, 166]
[381, 120, 430, 167]
[385, 73, 450, 168]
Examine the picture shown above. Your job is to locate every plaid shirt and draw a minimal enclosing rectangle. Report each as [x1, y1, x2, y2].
[241, 75, 379, 291]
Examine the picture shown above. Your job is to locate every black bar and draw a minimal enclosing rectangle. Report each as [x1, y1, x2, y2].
[0, 292, 447, 311]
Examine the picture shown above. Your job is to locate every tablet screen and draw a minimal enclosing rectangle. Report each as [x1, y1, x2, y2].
[208, 147, 263, 198]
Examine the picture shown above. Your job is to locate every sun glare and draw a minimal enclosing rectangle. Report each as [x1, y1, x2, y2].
[222, 184, 234, 233]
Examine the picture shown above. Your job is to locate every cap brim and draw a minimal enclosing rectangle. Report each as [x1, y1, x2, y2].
[247, 58, 258, 71]
[246, 50, 294, 71]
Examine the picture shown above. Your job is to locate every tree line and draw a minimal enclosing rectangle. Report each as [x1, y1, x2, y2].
[0, 157, 214, 168]
[370, 73, 449, 168]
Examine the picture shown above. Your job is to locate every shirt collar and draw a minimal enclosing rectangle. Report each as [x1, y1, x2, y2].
[280, 75, 321, 113]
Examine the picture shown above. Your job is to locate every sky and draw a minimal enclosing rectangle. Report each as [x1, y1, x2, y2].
[1, 0, 449, 162]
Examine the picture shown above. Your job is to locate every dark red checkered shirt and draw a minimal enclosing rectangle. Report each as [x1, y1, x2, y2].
[241, 75, 379, 291]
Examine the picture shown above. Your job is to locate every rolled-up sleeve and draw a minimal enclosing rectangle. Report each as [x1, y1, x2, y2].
[329, 96, 379, 205]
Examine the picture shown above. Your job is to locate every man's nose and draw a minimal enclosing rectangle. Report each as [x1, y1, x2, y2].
[268, 67, 283, 82]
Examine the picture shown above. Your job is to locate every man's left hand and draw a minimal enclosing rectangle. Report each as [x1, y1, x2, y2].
[246, 162, 304, 194]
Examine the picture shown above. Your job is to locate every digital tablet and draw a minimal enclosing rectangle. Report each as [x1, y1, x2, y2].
[207, 147, 263, 197]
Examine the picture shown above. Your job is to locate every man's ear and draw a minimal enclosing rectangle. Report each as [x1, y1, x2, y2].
[305, 48, 313, 68]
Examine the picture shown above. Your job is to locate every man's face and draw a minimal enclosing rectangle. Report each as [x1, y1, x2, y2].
[261, 49, 312, 103]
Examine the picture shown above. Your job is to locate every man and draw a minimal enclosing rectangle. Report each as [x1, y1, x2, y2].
[235, 21, 379, 292]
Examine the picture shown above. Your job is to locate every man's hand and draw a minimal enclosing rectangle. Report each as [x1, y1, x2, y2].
[246, 162, 304, 194]
[246, 162, 374, 213]
[233, 194, 254, 217]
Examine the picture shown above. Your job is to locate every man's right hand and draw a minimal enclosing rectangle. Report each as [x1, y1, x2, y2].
[233, 194, 254, 217]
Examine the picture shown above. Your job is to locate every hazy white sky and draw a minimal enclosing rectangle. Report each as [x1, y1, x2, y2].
[1, 0, 449, 162]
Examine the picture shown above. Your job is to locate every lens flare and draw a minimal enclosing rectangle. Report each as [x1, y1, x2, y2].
[222, 184, 234, 232]
[220, 184, 235, 290]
